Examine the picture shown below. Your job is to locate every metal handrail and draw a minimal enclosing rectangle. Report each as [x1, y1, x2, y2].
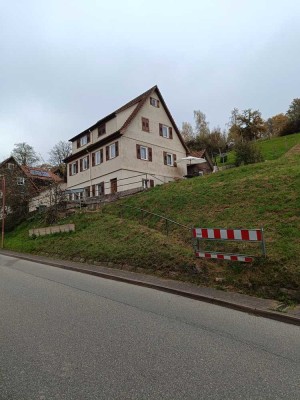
[119, 204, 191, 231]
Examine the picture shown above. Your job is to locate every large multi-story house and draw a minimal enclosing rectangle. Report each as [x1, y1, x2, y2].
[64, 86, 190, 198]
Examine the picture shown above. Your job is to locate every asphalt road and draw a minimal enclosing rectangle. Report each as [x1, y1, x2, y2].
[0, 254, 299, 400]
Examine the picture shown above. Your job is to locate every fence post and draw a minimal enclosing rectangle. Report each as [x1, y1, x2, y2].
[261, 227, 267, 257]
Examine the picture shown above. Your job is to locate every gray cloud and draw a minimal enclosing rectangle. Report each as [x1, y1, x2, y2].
[1, 0, 300, 161]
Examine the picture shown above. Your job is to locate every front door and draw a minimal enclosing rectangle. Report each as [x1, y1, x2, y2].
[110, 178, 117, 194]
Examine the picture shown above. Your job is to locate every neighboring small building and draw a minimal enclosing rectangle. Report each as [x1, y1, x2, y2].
[63, 85, 189, 198]
[0, 156, 65, 215]
[187, 150, 214, 176]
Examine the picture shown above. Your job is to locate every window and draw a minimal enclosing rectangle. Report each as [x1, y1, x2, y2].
[159, 124, 173, 139]
[81, 156, 89, 171]
[142, 117, 149, 132]
[110, 144, 116, 159]
[98, 124, 106, 136]
[77, 133, 90, 148]
[17, 177, 25, 185]
[7, 163, 15, 170]
[84, 187, 90, 198]
[163, 152, 177, 167]
[136, 144, 152, 161]
[150, 97, 159, 108]
[80, 135, 88, 146]
[96, 182, 105, 196]
[92, 150, 103, 166]
[70, 162, 78, 176]
[167, 153, 173, 166]
[140, 146, 148, 160]
[106, 142, 119, 160]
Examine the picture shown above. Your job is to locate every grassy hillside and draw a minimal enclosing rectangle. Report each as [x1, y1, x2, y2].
[4, 144, 300, 303]
[217, 132, 300, 165]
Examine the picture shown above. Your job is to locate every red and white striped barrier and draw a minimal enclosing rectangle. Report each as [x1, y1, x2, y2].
[195, 251, 253, 263]
[193, 228, 262, 242]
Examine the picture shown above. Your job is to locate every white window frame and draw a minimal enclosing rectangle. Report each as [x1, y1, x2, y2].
[162, 125, 170, 138]
[17, 177, 25, 185]
[109, 143, 116, 159]
[140, 146, 148, 160]
[95, 151, 102, 165]
[166, 153, 174, 166]
[7, 163, 15, 170]
[80, 135, 88, 146]
[82, 156, 89, 171]
[71, 162, 77, 175]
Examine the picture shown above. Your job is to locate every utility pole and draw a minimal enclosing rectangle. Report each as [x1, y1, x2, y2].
[1, 175, 5, 248]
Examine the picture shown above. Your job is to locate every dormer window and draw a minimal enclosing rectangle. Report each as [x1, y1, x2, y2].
[77, 133, 90, 148]
[150, 97, 159, 108]
[98, 124, 106, 136]
[80, 136, 88, 146]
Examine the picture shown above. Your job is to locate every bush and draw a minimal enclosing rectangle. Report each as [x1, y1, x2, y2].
[278, 119, 300, 136]
[234, 141, 264, 166]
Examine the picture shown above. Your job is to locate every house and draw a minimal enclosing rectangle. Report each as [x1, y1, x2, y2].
[187, 150, 214, 176]
[63, 85, 189, 199]
[0, 156, 65, 214]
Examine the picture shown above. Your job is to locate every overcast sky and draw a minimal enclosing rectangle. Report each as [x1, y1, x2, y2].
[1, 0, 300, 162]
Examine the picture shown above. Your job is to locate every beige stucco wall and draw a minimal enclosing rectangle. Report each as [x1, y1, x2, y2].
[71, 104, 136, 155]
[120, 92, 187, 178]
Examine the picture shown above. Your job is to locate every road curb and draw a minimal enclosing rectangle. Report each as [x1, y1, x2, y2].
[1, 250, 299, 326]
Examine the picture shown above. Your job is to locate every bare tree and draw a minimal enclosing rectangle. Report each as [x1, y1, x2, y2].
[194, 110, 210, 137]
[11, 143, 40, 166]
[48, 141, 72, 166]
[181, 122, 194, 141]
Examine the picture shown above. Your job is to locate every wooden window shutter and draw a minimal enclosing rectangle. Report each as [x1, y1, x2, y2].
[173, 154, 177, 167]
[163, 151, 167, 165]
[159, 123, 163, 136]
[80, 159, 83, 172]
[75, 160, 78, 172]
[100, 149, 103, 162]
[69, 164, 72, 176]
[101, 182, 105, 195]
[92, 153, 95, 167]
[77, 139, 80, 148]
[142, 117, 149, 132]
[150, 179, 154, 188]
[87, 133, 91, 143]
[92, 185, 95, 197]
[148, 147, 152, 162]
[106, 146, 109, 160]
[169, 127, 173, 139]
[136, 144, 141, 159]
[115, 142, 119, 157]
[87, 155, 90, 169]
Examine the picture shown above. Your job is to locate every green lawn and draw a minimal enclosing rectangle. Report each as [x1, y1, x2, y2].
[256, 132, 300, 160]
[216, 132, 300, 165]
[4, 143, 300, 303]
